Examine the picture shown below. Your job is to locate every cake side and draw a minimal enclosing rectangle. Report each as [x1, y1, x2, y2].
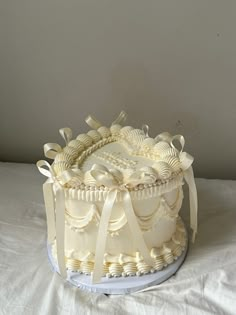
[51, 181, 185, 278]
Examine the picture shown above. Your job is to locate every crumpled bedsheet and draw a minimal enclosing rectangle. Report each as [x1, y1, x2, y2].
[0, 162, 235, 315]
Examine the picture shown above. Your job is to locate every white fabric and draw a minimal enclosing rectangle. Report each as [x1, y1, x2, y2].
[0, 162, 235, 315]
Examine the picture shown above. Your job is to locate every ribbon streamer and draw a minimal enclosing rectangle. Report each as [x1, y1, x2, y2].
[55, 184, 67, 278]
[43, 180, 56, 243]
[171, 136, 198, 242]
[92, 187, 155, 284]
[37, 160, 67, 278]
[183, 166, 198, 242]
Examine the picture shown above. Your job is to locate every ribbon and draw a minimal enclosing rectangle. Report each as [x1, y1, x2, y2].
[183, 166, 198, 242]
[92, 186, 155, 284]
[85, 115, 103, 130]
[171, 136, 198, 242]
[111, 110, 127, 125]
[37, 160, 67, 278]
[43, 127, 72, 159]
[85, 110, 127, 130]
[142, 124, 149, 137]
[90, 165, 156, 284]
[59, 127, 73, 144]
[155, 132, 172, 142]
[44, 143, 62, 159]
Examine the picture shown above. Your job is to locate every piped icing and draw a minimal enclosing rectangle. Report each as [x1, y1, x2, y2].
[51, 216, 187, 278]
[37, 110, 198, 283]
[46, 117, 191, 190]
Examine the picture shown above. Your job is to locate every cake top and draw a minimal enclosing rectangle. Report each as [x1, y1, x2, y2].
[41, 111, 192, 191]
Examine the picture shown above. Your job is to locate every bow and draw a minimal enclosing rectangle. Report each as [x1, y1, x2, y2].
[89, 164, 156, 284]
[37, 160, 81, 279]
[37, 160, 67, 278]
[154, 132, 198, 242]
[171, 135, 198, 242]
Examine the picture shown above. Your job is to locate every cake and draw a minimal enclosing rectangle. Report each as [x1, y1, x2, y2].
[37, 111, 198, 284]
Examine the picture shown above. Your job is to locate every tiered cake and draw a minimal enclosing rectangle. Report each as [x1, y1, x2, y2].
[37, 111, 197, 284]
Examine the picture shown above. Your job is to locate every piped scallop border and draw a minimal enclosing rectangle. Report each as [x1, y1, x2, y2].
[46, 117, 184, 193]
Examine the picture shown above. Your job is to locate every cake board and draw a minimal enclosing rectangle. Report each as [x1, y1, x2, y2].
[47, 225, 188, 295]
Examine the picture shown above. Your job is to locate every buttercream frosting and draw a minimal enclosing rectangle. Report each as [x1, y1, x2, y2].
[37, 111, 198, 284]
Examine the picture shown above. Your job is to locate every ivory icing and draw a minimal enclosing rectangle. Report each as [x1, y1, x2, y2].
[51, 216, 187, 277]
[38, 111, 198, 283]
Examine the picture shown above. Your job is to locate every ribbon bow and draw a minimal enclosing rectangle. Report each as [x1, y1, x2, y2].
[171, 135, 198, 242]
[89, 164, 156, 284]
[37, 160, 67, 278]
[158, 133, 198, 242]
[37, 161, 81, 278]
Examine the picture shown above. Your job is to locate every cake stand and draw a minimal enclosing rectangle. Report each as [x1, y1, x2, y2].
[47, 229, 188, 295]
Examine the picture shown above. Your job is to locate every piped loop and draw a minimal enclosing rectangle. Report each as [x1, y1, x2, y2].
[112, 110, 127, 126]
[37, 160, 55, 178]
[85, 115, 102, 130]
[59, 127, 73, 144]
[37, 159, 68, 279]
[171, 134, 185, 153]
[44, 143, 62, 159]
[142, 124, 149, 137]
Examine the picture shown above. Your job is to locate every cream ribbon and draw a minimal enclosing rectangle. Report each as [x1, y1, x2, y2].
[43, 128, 73, 160]
[90, 165, 156, 284]
[111, 110, 127, 125]
[92, 187, 156, 283]
[44, 143, 62, 159]
[59, 127, 73, 144]
[155, 132, 198, 241]
[37, 160, 68, 278]
[171, 135, 198, 242]
[142, 124, 149, 137]
[86, 110, 127, 129]
[85, 115, 103, 130]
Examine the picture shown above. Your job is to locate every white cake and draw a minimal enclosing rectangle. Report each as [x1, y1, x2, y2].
[37, 111, 198, 283]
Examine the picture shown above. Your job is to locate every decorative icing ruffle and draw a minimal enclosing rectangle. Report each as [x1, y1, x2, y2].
[64, 186, 183, 234]
[51, 216, 187, 278]
[64, 172, 184, 202]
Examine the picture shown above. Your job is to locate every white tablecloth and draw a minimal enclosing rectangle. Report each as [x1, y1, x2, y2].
[0, 162, 235, 315]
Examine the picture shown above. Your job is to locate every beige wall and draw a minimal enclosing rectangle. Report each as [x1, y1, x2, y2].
[1, 1, 236, 179]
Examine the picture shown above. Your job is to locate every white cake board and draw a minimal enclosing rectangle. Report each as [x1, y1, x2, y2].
[47, 231, 188, 295]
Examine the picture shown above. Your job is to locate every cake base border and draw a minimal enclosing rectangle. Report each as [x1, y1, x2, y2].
[47, 225, 188, 295]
